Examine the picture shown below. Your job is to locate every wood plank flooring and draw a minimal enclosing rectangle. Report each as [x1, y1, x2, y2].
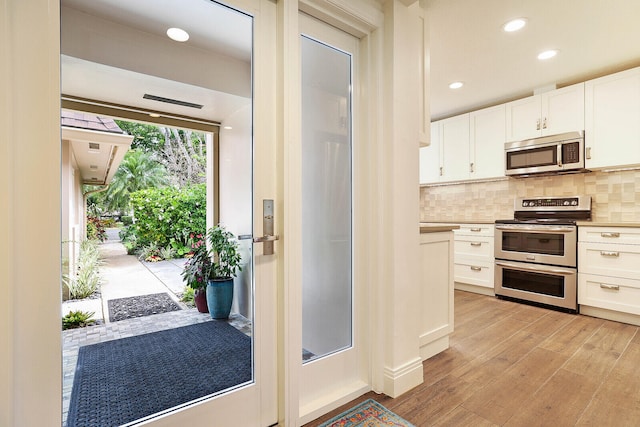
[304, 290, 640, 426]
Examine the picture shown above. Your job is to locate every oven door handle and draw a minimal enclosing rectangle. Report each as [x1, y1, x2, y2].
[495, 225, 575, 233]
[495, 261, 576, 276]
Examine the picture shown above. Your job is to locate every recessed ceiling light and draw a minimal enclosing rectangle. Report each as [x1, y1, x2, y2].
[149, 113, 161, 118]
[167, 27, 189, 42]
[503, 18, 527, 32]
[449, 81, 464, 89]
[537, 49, 558, 60]
[223, 126, 233, 130]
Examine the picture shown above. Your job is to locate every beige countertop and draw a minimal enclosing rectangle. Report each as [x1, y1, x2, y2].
[577, 221, 640, 228]
[419, 223, 460, 233]
[421, 220, 495, 225]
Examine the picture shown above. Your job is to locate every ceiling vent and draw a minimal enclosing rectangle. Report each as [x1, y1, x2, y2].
[143, 94, 203, 109]
[88, 142, 100, 153]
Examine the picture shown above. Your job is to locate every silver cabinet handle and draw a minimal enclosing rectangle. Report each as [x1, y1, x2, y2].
[543, 117, 547, 129]
[586, 146, 592, 159]
[557, 144, 562, 167]
[470, 227, 481, 232]
[600, 251, 620, 257]
[601, 232, 620, 238]
[470, 266, 482, 271]
[439, 166, 443, 176]
[470, 242, 482, 247]
[536, 118, 541, 130]
[600, 283, 620, 291]
[470, 162, 474, 173]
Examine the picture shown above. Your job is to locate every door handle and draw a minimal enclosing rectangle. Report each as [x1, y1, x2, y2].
[470, 242, 482, 247]
[470, 266, 482, 272]
[253, 199, 279, 255]
[600, 283, 620, 291]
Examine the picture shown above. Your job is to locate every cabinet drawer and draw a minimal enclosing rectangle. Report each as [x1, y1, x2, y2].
[454, 224, 494, 237]
[579, 242, 640, 279]
[454, 236, 493, 259]
[454, 261, 494, 288]
[579, 273, 640, 315]
[579, 227, 640, 245]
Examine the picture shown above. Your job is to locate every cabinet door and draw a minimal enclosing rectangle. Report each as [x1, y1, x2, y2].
[505, 95, 541, 142]
[470, 104, 506, 179]
[585, 67, 640, 169]
[420, 121, 442, 184]
[440, 114, 470, 182]
[542, 82, 584, 136]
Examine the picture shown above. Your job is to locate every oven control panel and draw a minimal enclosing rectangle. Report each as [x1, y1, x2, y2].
[520, 197, 578, 208]
[515, 196, 591, 211]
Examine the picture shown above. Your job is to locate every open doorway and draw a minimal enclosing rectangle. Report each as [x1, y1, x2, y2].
[59, 0, 255, 425]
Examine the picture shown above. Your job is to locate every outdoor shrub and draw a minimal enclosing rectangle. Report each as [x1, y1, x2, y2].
[102, 217, 117, 227]
[62, 310, 96, 330]
[121, 215, 133, 226]
[119, 225, 138, 253]
[130, 183, 206, 251]
[64, 240, 103, 299]
[86, 216, 107, 241]
[123, 241, 137, 255]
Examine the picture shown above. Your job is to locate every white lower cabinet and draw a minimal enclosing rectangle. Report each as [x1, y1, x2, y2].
[419, 231, 454, 360]
[453, 224, 495, 295]
[579, 226, 640, 325]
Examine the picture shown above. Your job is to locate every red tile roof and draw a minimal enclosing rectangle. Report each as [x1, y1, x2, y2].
[61, 110, 124, 134]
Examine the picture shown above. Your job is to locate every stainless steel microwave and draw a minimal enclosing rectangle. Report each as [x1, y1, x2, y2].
[505, 131, 586, 177]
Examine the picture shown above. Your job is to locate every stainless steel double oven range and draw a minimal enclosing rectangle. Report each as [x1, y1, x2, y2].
[494, 196, 591, 312]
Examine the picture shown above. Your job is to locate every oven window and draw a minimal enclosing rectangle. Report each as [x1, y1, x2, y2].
[507, 146, 557, 169]
[501, 232, 565, 256]
[502, 269, 565, 298]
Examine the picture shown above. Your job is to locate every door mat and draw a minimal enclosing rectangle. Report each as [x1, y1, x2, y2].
[318, 399, 415, 427]
[67, 320, 251, 427]
[108, 292, 181, 322]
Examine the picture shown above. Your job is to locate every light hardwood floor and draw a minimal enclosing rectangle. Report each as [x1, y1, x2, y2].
[305, 290, 640, 426]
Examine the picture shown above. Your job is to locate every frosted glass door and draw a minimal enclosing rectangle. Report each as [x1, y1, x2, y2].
[301, 35, 352, 362]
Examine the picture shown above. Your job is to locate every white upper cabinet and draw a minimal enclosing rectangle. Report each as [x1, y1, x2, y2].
[470, 104, 506, 180]
[440, 114, 470, 182]
[584, 67, 640, 169]
[506, 83, 585, 142]
[419, 122, 442, 184]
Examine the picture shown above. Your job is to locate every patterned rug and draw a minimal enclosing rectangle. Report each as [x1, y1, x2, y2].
[318, 399, 415, 427]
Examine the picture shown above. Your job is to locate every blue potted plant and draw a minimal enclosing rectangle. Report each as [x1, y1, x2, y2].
[182, 225, 242, 319]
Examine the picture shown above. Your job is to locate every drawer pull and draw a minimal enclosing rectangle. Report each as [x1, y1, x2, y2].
[470, 228, 481, 232]
[470, 266, 482, 272]
[470, 242, 482, 247]
[600, 251, 620, 257]
[600, 283, 620, 291]
[601, 232, 620, 238]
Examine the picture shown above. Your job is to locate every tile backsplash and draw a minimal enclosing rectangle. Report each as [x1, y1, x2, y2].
[420, 169, 640, 223]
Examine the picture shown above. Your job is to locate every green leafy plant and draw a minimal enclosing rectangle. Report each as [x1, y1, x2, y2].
[129, 183, 206, 251]
[86, 216, 107, 241]
[138, 243, 161, 262]
[63, 240, 103, 299]
[181, 225, 242, 291]
[62, 310, 96, 330]
[159, 245, 176, 260]
[181, 287, 195, 307]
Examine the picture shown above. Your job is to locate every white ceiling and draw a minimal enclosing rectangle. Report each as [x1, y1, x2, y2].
[428, 0, 640, 120]
[61, 0, 640, 123]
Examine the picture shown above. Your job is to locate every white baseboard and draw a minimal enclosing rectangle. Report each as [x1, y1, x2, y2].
[382, 357, 423, 398]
